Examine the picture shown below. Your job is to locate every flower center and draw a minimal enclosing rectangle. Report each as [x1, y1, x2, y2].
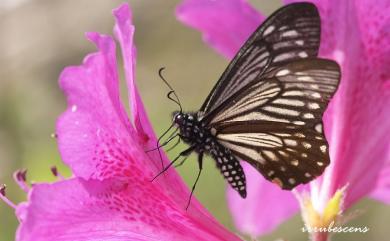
[298, 187, 347, 241]
[303, 189, 344, 229]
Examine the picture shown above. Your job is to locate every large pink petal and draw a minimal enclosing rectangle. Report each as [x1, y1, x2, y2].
[56, 3, 186, 198]
[16, 178, 238, 241]
[228, 163, 299, 236]
[285, 0, 390, 209]
[315, 0, 390, 208]
[369, 158, 390, 204]
[112, 5, 149, 144]
[56, 32, 147, 181]
[56, 24, 178, 186]
[112, 8, 184, 199]
[112, 5, 239, 238]
[112, 3, 189, 202]
[176, 0, 264, 59]
[56, 4, 241, 240]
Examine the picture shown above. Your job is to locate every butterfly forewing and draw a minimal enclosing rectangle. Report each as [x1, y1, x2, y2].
[212, 59, 340, 189]
[200, 3, 321, 122]
[209, 79, 283, 124]
[210, 59, 340, 126]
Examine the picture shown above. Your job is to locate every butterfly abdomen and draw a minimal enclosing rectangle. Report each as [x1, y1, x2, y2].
[209, 142, 247, 198]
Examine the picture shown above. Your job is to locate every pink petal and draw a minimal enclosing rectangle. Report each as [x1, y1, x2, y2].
[284, 0, 390, 209]
[308, 0, 390, 208]
[112, 3, 182, 181]
[56, 3, 183, 194]
[56, 32, 145, 180]
[112, 4, 149, 144]
[56, 17, 179, 187]
[369, 158, 390, 204]
[112, 3, 186, 194]
[111, 3, 220, 217]
[16, 178, 239, 241]
[55, 4, 241, 240]
[176, 0, 264, 59]
[228, 163, 299, 236]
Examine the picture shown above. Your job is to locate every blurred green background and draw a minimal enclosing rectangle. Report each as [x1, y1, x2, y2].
[0, 0, 389, 240]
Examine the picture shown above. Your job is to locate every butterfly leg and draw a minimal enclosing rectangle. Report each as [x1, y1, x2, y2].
[166, 137, 181, 153]
[151, 146, 195, 182]
[174, 153, 189, 168]
[152, 122, 178, 170]
[186, 152, 203, 210]
[146, 132, 179, 153]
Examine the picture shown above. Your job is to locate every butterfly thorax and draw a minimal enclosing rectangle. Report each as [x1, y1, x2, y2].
[173, 112, 214, 151]
[173, 112, 247, 197]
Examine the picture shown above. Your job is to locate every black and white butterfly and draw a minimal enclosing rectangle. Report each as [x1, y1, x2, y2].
[157, 2, 340, 202]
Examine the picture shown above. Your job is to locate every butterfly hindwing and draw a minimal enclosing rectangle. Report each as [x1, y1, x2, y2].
[216, 123, 330, 189]
[200, 3, 321, 122]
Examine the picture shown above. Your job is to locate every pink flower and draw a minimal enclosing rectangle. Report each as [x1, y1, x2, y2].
[0, 3, 242, 241]
[176, 0, 390, 238]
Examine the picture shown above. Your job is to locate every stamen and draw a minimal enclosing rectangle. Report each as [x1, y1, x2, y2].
[0, 185, 5, 196]
[50, 166, 65, 180]
[50, 166, 58, 176]
[13, 169, 30, 193]
[0, 184, 17, 209]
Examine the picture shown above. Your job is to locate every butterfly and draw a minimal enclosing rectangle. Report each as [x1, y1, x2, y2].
[157, 2, 340, 202]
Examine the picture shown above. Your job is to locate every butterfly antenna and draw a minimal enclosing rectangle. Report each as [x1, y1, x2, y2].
[159, 67, 183, 113]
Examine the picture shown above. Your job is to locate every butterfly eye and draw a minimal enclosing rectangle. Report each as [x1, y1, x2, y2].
[173, 113, 184, 125]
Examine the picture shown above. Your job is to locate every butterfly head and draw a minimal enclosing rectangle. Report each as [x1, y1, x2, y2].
[172, 111, 195, 125]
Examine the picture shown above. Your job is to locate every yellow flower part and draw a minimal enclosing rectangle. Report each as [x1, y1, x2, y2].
[323, 189, 343, 226]
[302, 189, 345, 229]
